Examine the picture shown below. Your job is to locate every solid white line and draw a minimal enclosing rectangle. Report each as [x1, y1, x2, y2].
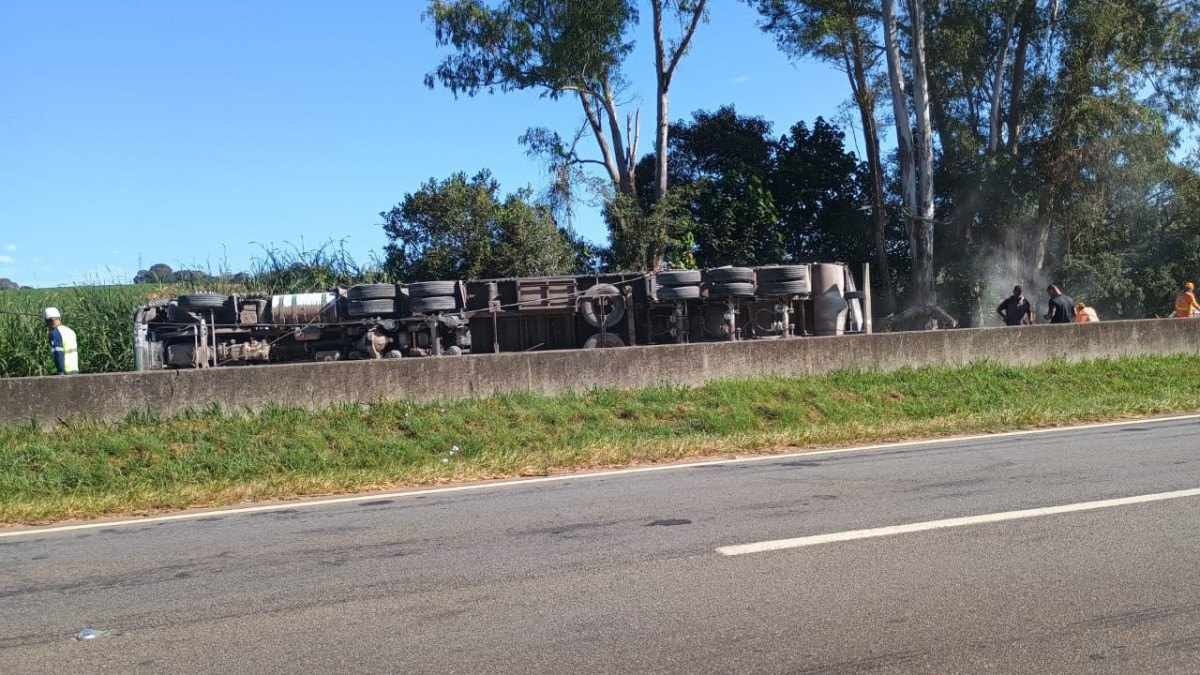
[716, 486, 1200, 556]
[3, 412, 1199, 540]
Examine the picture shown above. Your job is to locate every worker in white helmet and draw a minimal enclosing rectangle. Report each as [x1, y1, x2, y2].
[43, 307, 79, 375]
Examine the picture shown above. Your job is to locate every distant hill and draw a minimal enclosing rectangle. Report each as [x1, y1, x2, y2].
[0, 278, 19, 291]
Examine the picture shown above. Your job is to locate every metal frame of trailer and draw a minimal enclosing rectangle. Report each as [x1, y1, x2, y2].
[133, 263, 871, 370]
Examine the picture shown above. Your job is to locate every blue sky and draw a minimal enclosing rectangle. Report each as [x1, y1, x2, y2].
[1, 1, 852, 287]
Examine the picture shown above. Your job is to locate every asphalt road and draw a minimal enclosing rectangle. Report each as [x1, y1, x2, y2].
[6, 417, 1200, 673]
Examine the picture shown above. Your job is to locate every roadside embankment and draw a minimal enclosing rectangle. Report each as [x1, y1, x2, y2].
[2, 318, 1199, 427]
[2, 355, 1199, 524]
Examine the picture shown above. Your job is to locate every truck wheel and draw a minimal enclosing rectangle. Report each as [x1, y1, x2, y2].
[656, 270, 701, 286]
[349, 284, 398, 300]
[756, 265, 809, 283]
[708, 282, 756, 297]
[178, 293, 227, 311]
[408, 281, 458, 298]
[347, 299, 397, 317]
[409, 296, 457, 314]
[583, 332, 625, 349]
[580, 284, 626, 328]
[757, 280, 811, 296]
[704, 267, 755, 284]
[656, 285, 701, 301]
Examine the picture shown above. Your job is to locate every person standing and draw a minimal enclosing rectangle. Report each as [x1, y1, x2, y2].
[1174, 282, 1200, 318]
[1045, 285, 1077, 324]
[44, 307, 79, 375]
[1074, 302, 1100, 323]
[997, 285, 1033, 326]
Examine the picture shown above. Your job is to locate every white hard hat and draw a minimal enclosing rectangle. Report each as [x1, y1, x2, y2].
[43, 307, 62, 320]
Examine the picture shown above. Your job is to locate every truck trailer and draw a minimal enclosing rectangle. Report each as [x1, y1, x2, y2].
[133, 263, 869, 370]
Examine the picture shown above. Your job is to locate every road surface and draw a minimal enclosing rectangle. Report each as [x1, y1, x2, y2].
[5, 416, 1200, 673]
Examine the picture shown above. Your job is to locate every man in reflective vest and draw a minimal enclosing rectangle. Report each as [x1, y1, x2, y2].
[44, 307, 79, 375]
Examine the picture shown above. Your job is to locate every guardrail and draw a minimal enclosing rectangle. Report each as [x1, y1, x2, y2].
[2, 318, 1197, 427]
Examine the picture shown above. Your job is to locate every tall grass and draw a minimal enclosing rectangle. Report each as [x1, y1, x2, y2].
[0, 241, 384, 378]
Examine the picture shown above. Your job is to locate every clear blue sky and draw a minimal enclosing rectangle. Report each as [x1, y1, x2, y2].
[1, 1, 852, 287]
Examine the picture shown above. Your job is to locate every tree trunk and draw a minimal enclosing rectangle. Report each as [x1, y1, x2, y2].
[988, 1, 1019, 154]
[652, 1, 670, 203]
[1006, 0, 1034, 157]
[652, 0, 706, 203]
[882, 0, 918, 252]
[847, 31, 897, 315]
[908, 0, 937, 307]
[578, 92, 622, 188]
[599, 76, 636, 196]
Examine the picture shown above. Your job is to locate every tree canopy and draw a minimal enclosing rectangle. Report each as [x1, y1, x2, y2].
[381, 170, 589, 281]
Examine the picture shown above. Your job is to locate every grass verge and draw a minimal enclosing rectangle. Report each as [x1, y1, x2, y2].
[2, 355, 1199, 525]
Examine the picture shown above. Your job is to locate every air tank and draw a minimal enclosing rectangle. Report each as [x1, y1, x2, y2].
[270, 292, 338, 325]
[812, 263, 848, 336]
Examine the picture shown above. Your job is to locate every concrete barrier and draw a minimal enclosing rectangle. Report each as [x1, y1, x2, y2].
[3, 318, 1198, 427]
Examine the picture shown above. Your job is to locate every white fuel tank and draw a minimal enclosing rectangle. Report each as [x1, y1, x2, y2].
[270, 292, 338, 325]
[812, 263, 848, 336]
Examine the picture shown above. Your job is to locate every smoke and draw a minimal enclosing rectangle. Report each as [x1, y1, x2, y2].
[976, 244, 1054, 326]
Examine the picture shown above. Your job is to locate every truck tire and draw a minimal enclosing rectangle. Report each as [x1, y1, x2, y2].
[349, 284, 398, 300]
[757, 280, 811, 296]
[656, 270, 701, 286]
[656, 285, 701, 301]
[178, 293, 227, 311]
[580, 284, 626, 328]
[708, 282, 757, 297]
[583, 332, 625, 349]
[756, 265, 809, 283]
[409, 296, 457, 314]
[704, 267, 755, 284]
[408, 281, 458, 298]
[347, 299, 397, 317]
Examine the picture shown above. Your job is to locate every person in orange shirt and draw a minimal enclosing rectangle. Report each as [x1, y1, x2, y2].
[1175, 282, 1200, 318]
[1074, 302, 1099, 323]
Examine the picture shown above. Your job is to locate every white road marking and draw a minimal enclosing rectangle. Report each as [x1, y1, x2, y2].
[3, 412, 1199, 540]
[717, 486, 1200, 556]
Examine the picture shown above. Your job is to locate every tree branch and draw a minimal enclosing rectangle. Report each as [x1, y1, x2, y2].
[664, 1, 708, 83]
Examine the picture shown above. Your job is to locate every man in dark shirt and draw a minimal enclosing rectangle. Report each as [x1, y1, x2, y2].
[1045, 285, 1077, 324]
[997, 285, 1033, 326]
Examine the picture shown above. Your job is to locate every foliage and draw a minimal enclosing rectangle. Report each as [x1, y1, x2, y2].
[4, 355, 1199, 523]
[918, 0, 1200, 323]
[0, 285, 159, 378]
[639, 106, 896, 269]
[604, 187, 695, 270]
[381, 170, 586, 280]
[424, 0, 636, 98]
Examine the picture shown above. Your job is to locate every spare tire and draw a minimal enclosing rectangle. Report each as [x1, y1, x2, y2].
[708, 282, 757, 298]
[756, 265, 809, 283]
[583, 332, 625, 349]
[580, 284, 626, 328]
[349, 283, 397, 300]
[408, 281, 458, 298]
[409, 295, 457, 314]
[758, 280, 811, 296]
[347, 299, 397, 317]
[656, 270, 701, 286]
[178, 293, 227, 311]
[704, 267, 755, 284]
[656, 285, 701, 301]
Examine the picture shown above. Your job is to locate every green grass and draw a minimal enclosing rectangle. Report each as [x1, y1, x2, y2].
[0, 285, 171, 378]
[2, 355, 1197, 525]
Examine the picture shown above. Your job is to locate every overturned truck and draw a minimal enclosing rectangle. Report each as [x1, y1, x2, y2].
[133, 263, 870, 370]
